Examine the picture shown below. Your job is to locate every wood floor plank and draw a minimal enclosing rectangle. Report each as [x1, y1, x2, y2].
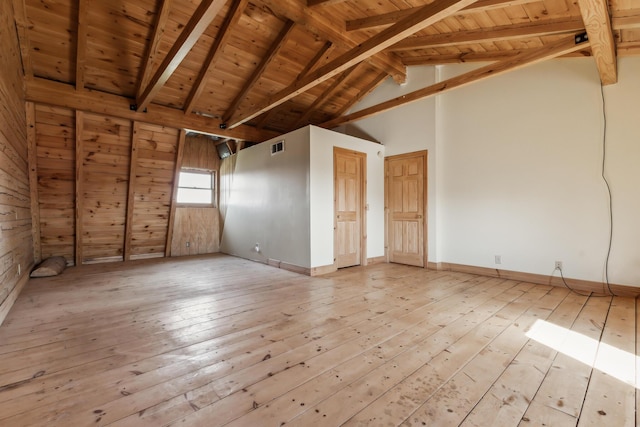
[519, 295, 613, 423]
[163, 278, 519, 427]
[226, 282, 544, 427]
[0, 255, 636, 427]
[378, 287, 567, 427]
[0, 266, 475, 424]
[111, 277, 506, 426]
[458, 291, 588, 427]
[577, 296, 636, 426]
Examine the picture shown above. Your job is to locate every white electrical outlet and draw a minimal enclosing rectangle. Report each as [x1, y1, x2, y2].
[494, 255, 501, 265]
[555, 261, 563, 270]
[255, 243, 260, 253]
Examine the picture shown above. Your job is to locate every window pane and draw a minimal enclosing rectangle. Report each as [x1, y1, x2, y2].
[177, 188, 212, 204]
[179, 172, 211, 189]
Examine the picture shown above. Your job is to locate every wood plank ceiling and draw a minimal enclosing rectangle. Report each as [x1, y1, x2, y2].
[13, 0, 640, 144]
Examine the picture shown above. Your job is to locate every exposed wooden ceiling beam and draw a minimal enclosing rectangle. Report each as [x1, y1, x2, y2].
[11, 0, 33, 80]
[612, 8, 640, 29]
[185, 0, 248, 115]
[222, 20, 295, 124]
[346, 0, 538, 32]
[136, 0, 227, 112]
[322, 35, 590, 129]
[226, 0, 477, 128]
[334, 72, 387, 117]
[307, 0, 348, 6]
[617, 41, 640, 56]
[578, 0, 617, 85]
[75, 0, 89, 91]
[401, 48, 593, 65]
[136, 0, 173, 101]
[26, 78, 276, 142]
[390, 18, 585, 51]
[258, 0, 406, 83]
[292, 64, 359, 129]
[256, 41, 333, 130]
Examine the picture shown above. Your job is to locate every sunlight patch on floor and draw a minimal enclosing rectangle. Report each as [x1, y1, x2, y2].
[526, 319, 636, 388]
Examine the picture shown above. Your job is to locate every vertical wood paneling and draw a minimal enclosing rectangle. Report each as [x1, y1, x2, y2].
[181, 134, 220, 170]
[123, 122, 141, 261]
[165, 129, 186, 257]
[170, 207, 220, 256]
[129, 123, 180, 259]
[80, 113, 131, 263]
[34, 108, 188, 265]
[26, 102, 41, 264]
[0, 0, 32, 324]
[34, 105, 76, 263]
[169, 134, 221, 257]
[75, 110, 84, 265]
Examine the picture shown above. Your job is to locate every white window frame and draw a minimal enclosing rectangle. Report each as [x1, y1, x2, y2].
[176, 169, 216, 207]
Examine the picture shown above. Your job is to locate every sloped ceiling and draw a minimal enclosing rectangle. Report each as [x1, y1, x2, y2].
[13, 0, 640, 143]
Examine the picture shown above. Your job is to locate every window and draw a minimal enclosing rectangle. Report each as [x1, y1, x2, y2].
[177, 170, 215, 206]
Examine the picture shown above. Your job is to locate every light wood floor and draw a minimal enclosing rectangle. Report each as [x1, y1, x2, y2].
[0, 254, 637, 427]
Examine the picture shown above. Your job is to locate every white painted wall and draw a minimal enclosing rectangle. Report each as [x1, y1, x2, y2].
[220, 126, 311, 267]
[437, 57, 640, 286]
[336, 56, 640, 287]
[336, 66, 440, 261]
[309, 126, 385, 268]
[221, 125, 385, 271]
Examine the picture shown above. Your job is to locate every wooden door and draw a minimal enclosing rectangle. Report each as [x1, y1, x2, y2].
[334, 148, 366, 269]
[386, 151, 427, 267]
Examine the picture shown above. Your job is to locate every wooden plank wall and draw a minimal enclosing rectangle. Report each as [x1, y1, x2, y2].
[34, 105, 75, 262]
[0, 0, 33, 323]
[170, 134, 221, 256]
[129, 124, 180, 260]
[79, 113, 131, 263]
[170, 208, 220, 256]
[33, 107, 184, 265]
[181, 134, 221, 170]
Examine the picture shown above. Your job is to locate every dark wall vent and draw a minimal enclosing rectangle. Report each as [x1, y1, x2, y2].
[271, 140, 285, 155]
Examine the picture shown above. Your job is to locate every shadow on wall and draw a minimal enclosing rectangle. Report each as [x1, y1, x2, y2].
[341, 125, 381, 144]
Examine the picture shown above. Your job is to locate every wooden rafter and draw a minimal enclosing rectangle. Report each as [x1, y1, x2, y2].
[226, 0, 476, 129]
[26, 78, 277, 142]
[390, 18, 585, 51]
[255, 41, 333, 130]
[293, 65, 359, 129]
[578, 0, 617, 85]
[346, 0, 538, 32]
[307, 0, 348, 6]
[75, 0, 89, 90]
[322, 35, 590, 129]
[258, 0, 406, 83]
[136, 0, 227, 112]
[401, 48, 592, 65]
[334, 72, 387, 117]
[618, 41, 640, 56]
[185, 0, 248, 114]
[137, 0, 173, 100]
[612, 8, 640, 29]
[11, 0, 33, 79]
[221, 20, 295, 123]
